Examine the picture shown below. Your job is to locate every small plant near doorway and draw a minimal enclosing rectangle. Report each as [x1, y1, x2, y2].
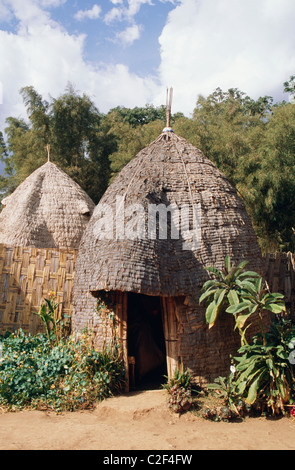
[162, 368, 193, 414]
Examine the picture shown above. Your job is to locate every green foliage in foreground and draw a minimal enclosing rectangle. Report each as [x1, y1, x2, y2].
[201, 256, 295, 417]
[0, 330, 126, 411]
[208, 318, 295, 416]
[200, 256, 286, 345]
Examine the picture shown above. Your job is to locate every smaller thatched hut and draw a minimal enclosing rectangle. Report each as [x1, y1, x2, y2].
[0, 161, 95, 334]
[0, 161, 94, 249]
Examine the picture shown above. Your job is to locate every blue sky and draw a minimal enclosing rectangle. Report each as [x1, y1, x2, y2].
[0, 0, 295, 136]
[49, 1, 175, 76]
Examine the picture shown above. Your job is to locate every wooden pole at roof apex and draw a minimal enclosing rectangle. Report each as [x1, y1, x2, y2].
[166, 87, 173, 128]
[46, 144, 50, 162]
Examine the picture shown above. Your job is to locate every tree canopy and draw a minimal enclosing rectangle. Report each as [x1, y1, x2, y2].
[0, 85, 115, 203]
[1, 78, 295, 252]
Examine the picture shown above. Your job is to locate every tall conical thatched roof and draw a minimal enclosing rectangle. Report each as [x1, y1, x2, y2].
[0, 161, 95, 249]
[74, 129, 263, 298]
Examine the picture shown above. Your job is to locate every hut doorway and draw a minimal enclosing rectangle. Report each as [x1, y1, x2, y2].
[127, 293, 167, 389]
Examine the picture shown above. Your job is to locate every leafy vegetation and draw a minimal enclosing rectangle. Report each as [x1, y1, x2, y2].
[34, 290, 70, 347]
[204, 318, 295, 419]
[1, 77, 295, 250]
[200, 257, 295, 418]
[200, 256, 258, 336]
[0, 85, 115, 204]
[0, 329, 126, 412]
[233, 320, 295, 415]
[200, 256, 286, 345]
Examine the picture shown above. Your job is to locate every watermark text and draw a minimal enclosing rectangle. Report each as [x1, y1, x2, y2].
[92, 197, 202, 251]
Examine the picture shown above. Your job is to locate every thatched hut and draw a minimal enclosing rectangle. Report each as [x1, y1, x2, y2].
[72, 113, 265, 389]
[0, 161, 95, 334]
[0, 161, 94, 249]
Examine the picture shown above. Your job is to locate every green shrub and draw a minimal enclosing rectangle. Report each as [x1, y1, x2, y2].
[233, 318, 295, 415]
[200, 257, 295, 417]
[0, 330, 126, 411]
[205, 318, 295, 417]
[162, 368, 192, 392]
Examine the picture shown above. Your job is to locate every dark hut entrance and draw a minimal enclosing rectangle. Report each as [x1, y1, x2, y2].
[127, 293, 167, 390]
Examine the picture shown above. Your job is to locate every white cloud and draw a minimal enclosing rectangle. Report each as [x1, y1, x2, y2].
[0, 7, 87, 127]
[115, 23, 141, 46]
[104, 0, 155, 23]
[0, 0, 160, 133]
[74, 4, 102, 21]
[157, 0, 295, 114]
[125, 0, 153, 18]
[104, 7, 123, 24]
[39, 0, 67, 7]
[104, 0, 156, 44]
[1, 0, 295, 138]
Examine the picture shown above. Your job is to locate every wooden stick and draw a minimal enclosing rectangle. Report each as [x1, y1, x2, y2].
[46, 144, 50, 162]
[166, 87, 173, 128]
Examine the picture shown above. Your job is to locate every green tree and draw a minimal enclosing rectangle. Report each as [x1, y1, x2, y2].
[104, 105, 183, 180]
[283, 75, 295, 99]
[238, 102, 295, 251]
[109, 104, 167, 127]
[191, 85, 295, 251]
[192, 87, 270, 187]
[0, 85, 116, 203]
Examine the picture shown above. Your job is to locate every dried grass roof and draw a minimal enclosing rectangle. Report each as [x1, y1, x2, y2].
[0, 161, 95, 249]
[74, 130, 263, 297]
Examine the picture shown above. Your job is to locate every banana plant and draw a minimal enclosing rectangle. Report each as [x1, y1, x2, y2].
[199, 256, 259, 330]
[227, 276, 286, 345]
[200, 256, 286, 345]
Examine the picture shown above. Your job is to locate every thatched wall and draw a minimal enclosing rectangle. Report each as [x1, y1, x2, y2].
[0, 162, 95, 250]
[70, 127, 293, 386]
[0, 243, 77, 335]
[72, 289, 266, 385]
[73, 131, 265, 298]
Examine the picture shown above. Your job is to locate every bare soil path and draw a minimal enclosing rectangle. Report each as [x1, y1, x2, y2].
[0, 389, 294, 450]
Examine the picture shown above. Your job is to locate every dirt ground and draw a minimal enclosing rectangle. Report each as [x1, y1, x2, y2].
[0, 389, 294, 451]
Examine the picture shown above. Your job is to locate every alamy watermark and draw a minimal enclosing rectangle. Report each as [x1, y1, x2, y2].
[92, 196, 202, 251]
[0, 82, 3, 105]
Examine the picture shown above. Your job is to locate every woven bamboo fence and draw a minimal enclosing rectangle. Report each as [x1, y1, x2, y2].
[0, 243, 77, 335]
[1, 244, 294, 336]
[263, 251, 295, 320]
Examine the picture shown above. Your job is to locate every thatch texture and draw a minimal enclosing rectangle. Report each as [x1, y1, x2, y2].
[72, 129, 267, 385]
[73, 129, 263, 302]
[0, 161, 95, 249]
[0, 244, 77, 334]
[0, 161, 94, 335]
